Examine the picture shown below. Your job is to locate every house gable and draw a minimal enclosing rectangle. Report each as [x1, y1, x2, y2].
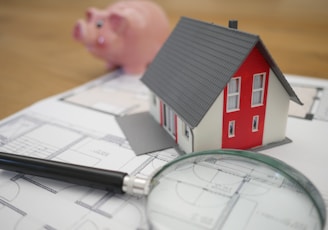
[222, 46, 270, 149]
[255, 41, 302, 105]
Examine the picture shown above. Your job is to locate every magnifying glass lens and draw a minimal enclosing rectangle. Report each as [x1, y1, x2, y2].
[146, 150, 324, 230]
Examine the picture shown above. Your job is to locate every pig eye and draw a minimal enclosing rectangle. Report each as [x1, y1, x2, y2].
[96, 20, 103, 28]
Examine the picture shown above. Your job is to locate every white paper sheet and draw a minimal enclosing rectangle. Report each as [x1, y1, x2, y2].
[0, 71, 180, 229]
[0, 71, 327, 229]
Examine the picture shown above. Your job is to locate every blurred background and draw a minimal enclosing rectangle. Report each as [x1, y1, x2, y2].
[0, 0, 327, 118]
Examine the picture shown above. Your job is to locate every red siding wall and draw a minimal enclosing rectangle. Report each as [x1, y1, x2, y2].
[222, 46, 270, 149]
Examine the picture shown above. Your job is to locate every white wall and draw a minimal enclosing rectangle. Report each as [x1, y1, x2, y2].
[149, 91, 161, 123]
[192, 93, 224, 152]
[263, 69, 290, 145]
[150, 91, 224, 154]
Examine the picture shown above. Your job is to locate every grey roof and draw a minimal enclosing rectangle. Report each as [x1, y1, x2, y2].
[141, 17, 302, 128]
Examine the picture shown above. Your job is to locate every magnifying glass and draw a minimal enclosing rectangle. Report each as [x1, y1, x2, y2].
[0, 150, 326, 229]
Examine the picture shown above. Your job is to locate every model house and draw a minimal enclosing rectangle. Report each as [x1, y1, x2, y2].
[141, 17, 302, 153]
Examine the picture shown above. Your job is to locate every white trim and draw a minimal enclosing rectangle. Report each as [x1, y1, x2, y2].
[152, 93, 157, 106]
[162, 103, 176, 137]
[227, 77, 241, 112]
[252, 115, 259, 132]
[182, 122, 190, 139]
[251, 73, 266, 107]
[228, 120, 235, 138]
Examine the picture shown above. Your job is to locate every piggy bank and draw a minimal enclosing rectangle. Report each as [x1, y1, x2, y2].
[73, 0, 170, 74]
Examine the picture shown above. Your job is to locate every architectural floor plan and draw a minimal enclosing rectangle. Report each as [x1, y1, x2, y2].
[0, 71, 327, 229]
[0, 73, 180, 229]
[148, 156, 321, 230]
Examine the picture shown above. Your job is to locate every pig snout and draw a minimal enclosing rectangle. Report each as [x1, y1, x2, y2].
[73, 20, 106, 48]
[73, 20, 85, 41]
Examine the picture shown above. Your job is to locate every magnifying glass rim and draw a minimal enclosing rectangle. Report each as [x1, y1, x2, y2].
[149, 149, 326, 228]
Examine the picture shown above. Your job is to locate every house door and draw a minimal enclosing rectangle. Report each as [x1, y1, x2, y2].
[162, 103, 177, 139]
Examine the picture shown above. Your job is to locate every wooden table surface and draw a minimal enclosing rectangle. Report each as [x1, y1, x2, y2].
[1, 0, 327, 119]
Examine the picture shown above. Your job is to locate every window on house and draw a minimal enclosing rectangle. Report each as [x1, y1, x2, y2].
[252, 115, 259, 132]
[183, 122, 190, 138]
[252, 73, 265, 106]
[227, 77, 241, 112]
[152, 94, 157, 106]
[228, 120, 235, 137]
[163, 103, 167, 127]
[163, 103, 176, 136]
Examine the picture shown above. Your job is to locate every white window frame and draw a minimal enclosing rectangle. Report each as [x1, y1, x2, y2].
[182, 122, 190, 139]
[252, 115, 259, 132]
[251, 73, 266, 107]
[228, 120, 235, 138]
[227, 77, 241, 112]
[163, 103, 176, 137]
[152, 94, 157, 106]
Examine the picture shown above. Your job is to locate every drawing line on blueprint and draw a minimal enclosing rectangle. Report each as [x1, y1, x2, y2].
[288, 84, 328, 121]
[0, 114, 127, 158]
[0, 198, 27, 216]
[0, 116, 44, 146]
[152, 159, 317, 230]
[0, 112, 179, 229]
[61, 72, 149, 116]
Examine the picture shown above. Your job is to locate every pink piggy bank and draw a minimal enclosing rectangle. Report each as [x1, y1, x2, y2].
[73, 0, 170, 74]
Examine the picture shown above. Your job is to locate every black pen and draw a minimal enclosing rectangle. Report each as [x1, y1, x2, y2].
[0, 152, 148, 195]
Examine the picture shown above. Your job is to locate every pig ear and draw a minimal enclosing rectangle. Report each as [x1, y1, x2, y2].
[86, 7, 97, 22]
[108, 13, 128, 34]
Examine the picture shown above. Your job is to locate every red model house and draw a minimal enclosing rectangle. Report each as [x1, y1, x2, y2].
[141, 17, 302, 153]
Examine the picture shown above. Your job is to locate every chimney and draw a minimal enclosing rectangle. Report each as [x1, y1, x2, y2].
[228, 20, 238, 29]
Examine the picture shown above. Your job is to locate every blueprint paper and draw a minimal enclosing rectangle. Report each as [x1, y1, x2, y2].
[63, 70, 149, 116]
[0, 70, 327, 229]
[264, 74, 328, 230]
[0, 71, 180, 229]
[0, 99, 180, 229]
[316, 89, 328, 121]
[288, 74, 328, 122]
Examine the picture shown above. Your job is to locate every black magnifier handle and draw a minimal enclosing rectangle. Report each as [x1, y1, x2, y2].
[0, 152, 148, 195]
